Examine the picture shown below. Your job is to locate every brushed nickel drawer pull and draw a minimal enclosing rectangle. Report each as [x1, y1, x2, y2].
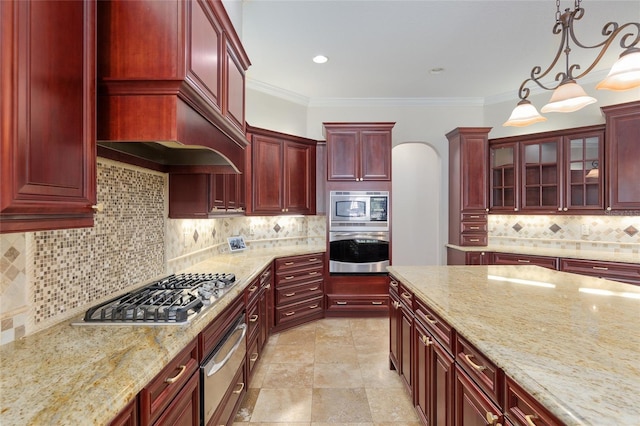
[336, 301, 348, 305]
[265, 284, 271, 289]
[250, 353, 259, 362]
[390, 280, 398, 288]
[248, 285, 258, 292]
[517, 259, 530, 263]
[469, 238, 480, 242]
[524, 414, 539, 426]
[401, 292, 412, 300]
[421, 335, 432, 346]
[309, 304, 319, 309]
[284, 292, 296, 297]
[469, 215, 480, 218]
[232, 382, 245, 394]
[284, 261, 294, 266]
[165, 365, 186, 384]
[469, 226, 480, 230]
[309, 271, 318, 275]
[249, 314, 259, 322]
[421, 312, 438, 325]
[285, 275, 295, 280]
[309, 286, 319, 291]
[392, 301, 401, 309]
[464, 354, 487, 371]
[592, 266, 609, 270]
[372, 301, 383, 305]
[308, 258, 317, 261]
[284, 311, 296, 316]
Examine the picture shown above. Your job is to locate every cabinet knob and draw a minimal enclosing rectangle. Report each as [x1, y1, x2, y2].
[606, 206, 612, 211]
[563, 207, 568, 212]
[91, 203, 104, 212]
[558, 207, 562, 211]
[514, 208, 518, 212]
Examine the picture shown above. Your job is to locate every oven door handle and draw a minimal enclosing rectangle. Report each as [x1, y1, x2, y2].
[330, 232, 389, 241]
[205, 323, 247, 377]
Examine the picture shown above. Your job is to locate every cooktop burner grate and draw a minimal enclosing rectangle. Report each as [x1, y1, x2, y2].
[81, 273, 236, 324]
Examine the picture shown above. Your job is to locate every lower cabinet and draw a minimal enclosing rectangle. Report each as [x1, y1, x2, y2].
[139, 339, 200, 426]
[390, 274, 563, 426]
[491, 252, 558, 270]
[273, 253, 325, 332]
[560, 258, 640, 286]
[246, 265, 273, 381]
[325, 274, 390, 317]
[109, 398, 138, 426]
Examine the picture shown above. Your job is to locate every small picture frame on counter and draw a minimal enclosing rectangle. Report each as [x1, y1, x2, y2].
[227, 236, 247, 252]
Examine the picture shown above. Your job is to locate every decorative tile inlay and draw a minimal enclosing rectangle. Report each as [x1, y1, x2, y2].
[3, 246, 20, 263]
[624, 225, 639, 237]
[211, 228, 217, 238]
[549, 223, 561, 233]
[273, 223, 282, 233]
[512, 223, 523, 232]
[193, 229, 199, 243]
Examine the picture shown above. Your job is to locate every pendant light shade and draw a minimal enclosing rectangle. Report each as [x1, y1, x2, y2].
[540, 79, 597, 113]
[596, 48, 640, 91]
[503, 100, 547, 127]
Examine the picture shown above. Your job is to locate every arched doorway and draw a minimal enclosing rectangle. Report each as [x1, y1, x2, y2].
[391, 142, 442, 265]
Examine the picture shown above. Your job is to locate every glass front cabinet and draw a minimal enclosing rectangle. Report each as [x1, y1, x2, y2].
[488, 125, 604, 214]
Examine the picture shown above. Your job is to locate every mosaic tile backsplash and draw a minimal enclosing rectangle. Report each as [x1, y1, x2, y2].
[0, 159, 326, 345]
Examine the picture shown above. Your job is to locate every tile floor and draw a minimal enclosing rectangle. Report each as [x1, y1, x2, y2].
[233, 317, 420, 425]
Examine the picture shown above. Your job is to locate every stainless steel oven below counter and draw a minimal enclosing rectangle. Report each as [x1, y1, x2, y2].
[329, 231, 390, 274]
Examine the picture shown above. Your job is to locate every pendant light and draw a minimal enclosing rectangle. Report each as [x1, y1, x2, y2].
[503, 0, 640, 127]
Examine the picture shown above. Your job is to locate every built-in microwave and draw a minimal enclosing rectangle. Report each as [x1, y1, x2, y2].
[329, 190, 389, 231]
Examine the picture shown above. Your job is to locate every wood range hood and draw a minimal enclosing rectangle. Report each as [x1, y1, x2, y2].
[96, 83, 248, 175]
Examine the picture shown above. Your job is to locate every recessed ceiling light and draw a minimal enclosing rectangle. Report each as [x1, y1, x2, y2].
[429, 67, 445, 75]
[313, 55, 328, 64]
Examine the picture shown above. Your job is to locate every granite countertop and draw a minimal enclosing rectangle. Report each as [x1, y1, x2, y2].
[446, 243, 640, 264]
[0, 244, 325, 426]
[388, 265, 640, 426]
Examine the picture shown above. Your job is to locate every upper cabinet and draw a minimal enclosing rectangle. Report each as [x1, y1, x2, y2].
[96, 0, 250, 173]
[0, 0, 97, 233]
[447, 128, 491, 246]
[246, 126, 317, 216]
[602, 101, 640, 211]
[324, 123, 395, 182]
[489, 125, 604, 214]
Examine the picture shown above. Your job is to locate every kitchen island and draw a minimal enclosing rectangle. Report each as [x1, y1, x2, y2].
[0, 244, 324, 426]
[388, 265, 640, 425]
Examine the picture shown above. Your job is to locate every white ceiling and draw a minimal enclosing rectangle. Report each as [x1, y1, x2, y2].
[237, 0, 640, 105]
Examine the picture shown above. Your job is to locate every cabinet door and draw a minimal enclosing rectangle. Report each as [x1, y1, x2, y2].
[520, 138, 560, 212]
[168, 174, 211, 218]
[211, 174, 226, 210]
[151, 372, 199, 426]
[414, 320, 432, 425]
[326, 130, 359, 181]
[1, 0, 96, 233]
[188, 0, 221, 110]
[224, 41, 245, 132]
[490, 142, 519, 212]
[603, 101, 640, 211]
[460, 134, 488, 211]
[284, 141, 315, 214]
[454, 366, 503, 426]
[389, 287, 400, 371]
[252, 135, 284, 213]
[360, 129, 391, 180]
[563, 131, 603, 211]
[400, 304, 413, 393]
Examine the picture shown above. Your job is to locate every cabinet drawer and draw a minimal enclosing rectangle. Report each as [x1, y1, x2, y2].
[275, 253, 323, 272]
[461, 212, 488, 222]
[455, 335, 502, 407]
[247, 333, 260, 380]
[455, 365, 503, 426]
[460, 234, 488, 246]
[398, 281, 413, 309]
[276, 267, 323, 287]
[246, 278, 261, 306]
[275, 279, 323, 305]
[140, 339, 199, 425]
[461, 222, 488, 233]
[246, 297, 261, 342]
[275, 295, 323, 326]
[414, 298, 453, 353]
[492, 252, 558, 270]
[505, 376, 561, 426]
[326, 294, 388, 310]
[560, 258, 640, 285]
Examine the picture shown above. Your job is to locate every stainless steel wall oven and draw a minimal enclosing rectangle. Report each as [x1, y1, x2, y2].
[329, 231, 390, 274]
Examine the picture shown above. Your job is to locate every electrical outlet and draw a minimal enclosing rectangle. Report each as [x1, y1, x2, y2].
[581, 224, 590, 236]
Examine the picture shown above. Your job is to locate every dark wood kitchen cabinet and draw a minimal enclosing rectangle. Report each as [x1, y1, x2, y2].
[168, 173, 244, 218]
[447, 127, 492, 246]
[414, 298, 455, 426]
[560, 258, 640, 286]
[389, 277, 414, 394]
[273, 253, 324, 332]
[0, 0, 97, 233]
[504, 376, 562, 426]
[491, 252, 558, 270]
[447, 247, 490, 265]
[602, 101, 640, 211]
[246, 126, 317, 216]
[323, 122, 395, 182]
[454, 365, 503, 426]
[139, 339, 200, 426]
[489, 125, 604, 214]
[325, 274, 389, 316]
[246, 265, 273, 380]
[97, 0, 250, 171]
[109, 398, 138, 426]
